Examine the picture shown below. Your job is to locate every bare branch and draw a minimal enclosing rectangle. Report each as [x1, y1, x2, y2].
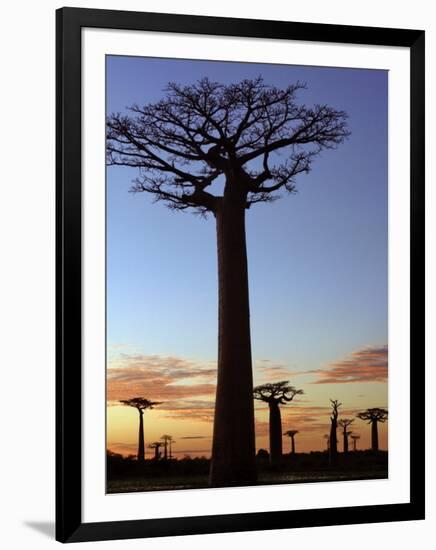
[253, 381, 304, 405]
[107, 77, 349, 213]
[356, 408, 388, 424]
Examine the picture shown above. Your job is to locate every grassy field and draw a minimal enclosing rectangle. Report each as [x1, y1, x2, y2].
[107, 469, 387, 494]
[107, 451, 388, 494]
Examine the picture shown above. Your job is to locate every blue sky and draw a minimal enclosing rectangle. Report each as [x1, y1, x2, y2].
[106, 55, 388, 372]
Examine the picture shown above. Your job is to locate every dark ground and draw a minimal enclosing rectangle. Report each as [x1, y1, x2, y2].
[107, 450, 388, 493]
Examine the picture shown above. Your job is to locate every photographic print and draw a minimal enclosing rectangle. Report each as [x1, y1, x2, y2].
[105, 55, 388, 494]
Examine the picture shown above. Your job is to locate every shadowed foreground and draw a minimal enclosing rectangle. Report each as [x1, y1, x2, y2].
[107, 451, 388, 494]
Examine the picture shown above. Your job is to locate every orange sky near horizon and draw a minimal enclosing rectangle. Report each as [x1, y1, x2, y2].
[107, 345, 388, 458]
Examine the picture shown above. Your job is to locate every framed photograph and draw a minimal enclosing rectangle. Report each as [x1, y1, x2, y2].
[56, 7, 425, 543]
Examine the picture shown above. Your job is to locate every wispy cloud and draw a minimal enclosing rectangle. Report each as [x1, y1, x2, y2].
[107, 354, 217, 402]
[309, 345, 388, 384]
[254, 359, 308, 383]
[179, 436, 210, 440]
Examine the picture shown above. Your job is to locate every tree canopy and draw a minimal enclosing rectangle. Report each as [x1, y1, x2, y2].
[356, 408, 388, 423]
[338, 418, 354, 428]
[330, 399, 342, 419]
[119, 397, 162, 411]
[253, 381, 303, 404]
[107, 77, 349, 214]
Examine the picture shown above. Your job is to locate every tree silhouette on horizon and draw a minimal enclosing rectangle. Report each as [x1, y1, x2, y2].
[356, 408, 388, 451]
[148, 441, 163, 460]
[119, 397, 161, 461]
[284, 429, 299, 455]
[161, 434, 173, 460]
[254, 381, 303, 464]
[329, 399, 341, 465]
[338, 418, 354, 454]
[168, 435, 175, 459]
[107, 76, 349, 486]
[350, 434, 360, 451]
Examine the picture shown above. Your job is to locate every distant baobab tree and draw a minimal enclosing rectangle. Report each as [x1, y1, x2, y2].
[356, 408, 388, 451]
[107, 77, 349, 486]
[148, 441, 162, 460]
[323, 434, 330, 452]
[160, 434, 173, 460]
[329, 399, 342, 465]
[119, 397, 161, 461]
[168, 435, 175, 459]
[350, 434, 360, 451]
[284, 430, 299, 455]
[338, 418, 354, 454]
[254, 381, 303, 464]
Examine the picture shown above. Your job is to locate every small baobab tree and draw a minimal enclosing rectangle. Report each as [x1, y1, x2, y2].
[149, 442, 162, 460]
[329, 399, 342, 465]
[356, 408, 388, 452]
[284, 430, 299, 455]
[119, 397, 161, 461]
[351, 434, 360, 451]
[107, 77, 349, 486]
[323, 434, 330, 452]
[161, 434, 173, 460]
[253, 381, 303, 464]
[338, 418, 354, 454]
[168, 436, 175, 459]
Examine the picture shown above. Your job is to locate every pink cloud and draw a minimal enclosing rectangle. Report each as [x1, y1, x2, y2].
[309, 345, 388, 384]
[107, 354, 217, 402]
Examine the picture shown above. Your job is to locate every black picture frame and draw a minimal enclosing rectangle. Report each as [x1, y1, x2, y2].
[56, 7, 425, 543]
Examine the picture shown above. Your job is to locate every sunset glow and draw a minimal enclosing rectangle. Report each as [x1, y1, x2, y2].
[106, 55, 388, 487]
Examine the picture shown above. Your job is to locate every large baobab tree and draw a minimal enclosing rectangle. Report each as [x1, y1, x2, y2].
[356, 408, 388, 452]
[338, 418, 354, 454]
[254, 381, 303, 464]
[119, 397, 161, 461]
[107, 77, 349, 486]
[284, 430, 299, 455]
[350, 434, 360, 451]
[329, 399, 341, 465]
[161, 434, 173, 460]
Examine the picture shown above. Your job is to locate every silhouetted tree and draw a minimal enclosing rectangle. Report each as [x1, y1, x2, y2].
[338, 418, 354, 454]
[254, 381, 303, 464]
[323, 434, 330, 452]
[119, 397, 162, 461]
[256, 448, 269, 460]
[108, 77, 349, 486]
[148, 441, 162, 460]
[329, 399, 342, 465]
[284, 430, 299, 455]
[161, 434, 173, 460]
[350, 434, 360, 451]
[169, 436, 175, 459]
[356, 408, 388, 451]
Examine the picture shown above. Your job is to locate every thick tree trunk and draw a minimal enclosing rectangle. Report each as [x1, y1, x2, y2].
[329, 421, 337, 464]
[291, 436, 296, 455]
[343, 429, 348, 454]
[209, 195, 257, 486]
[137, 410, 145, 461]
[269, 402, 283, 464]
[371, 421, 379, 451]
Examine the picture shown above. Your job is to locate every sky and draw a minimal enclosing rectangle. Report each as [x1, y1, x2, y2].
[106, 55, 388, 458]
